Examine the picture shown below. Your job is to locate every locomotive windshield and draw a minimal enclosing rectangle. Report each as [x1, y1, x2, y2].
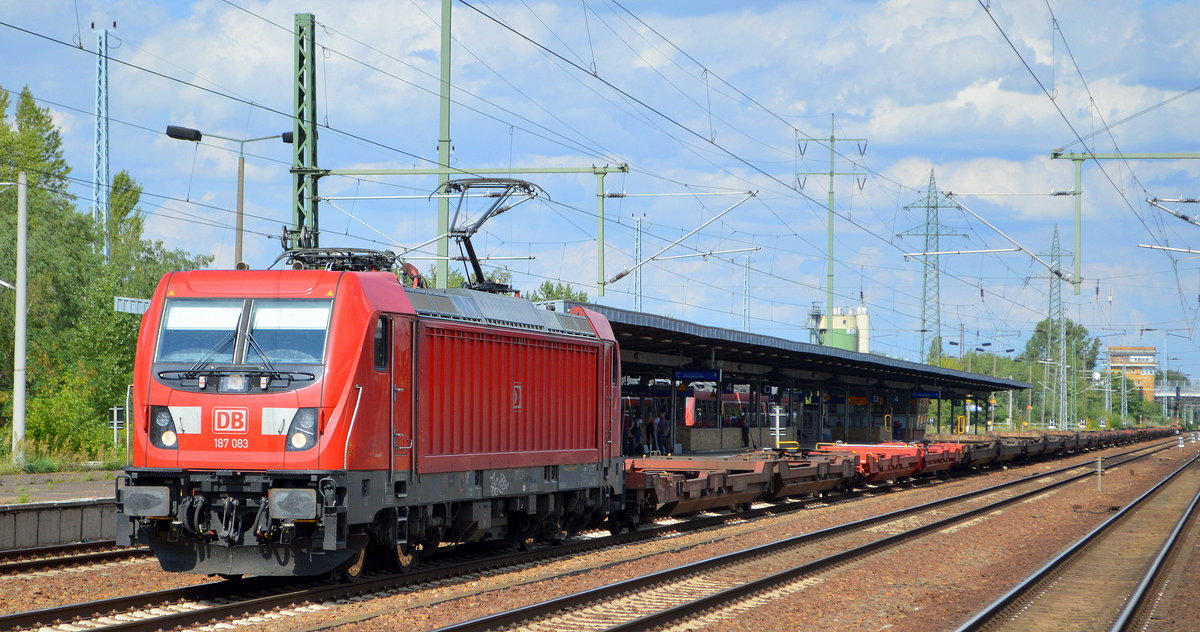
[155, 298, 332, 365]
[246, 299, 332, 365]
[156, 299, 243, 363]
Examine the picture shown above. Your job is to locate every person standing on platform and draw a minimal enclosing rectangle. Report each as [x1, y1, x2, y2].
[658, 413, 672, 454]
[633, 414, 647, 454]
[649, 413, 662, 452]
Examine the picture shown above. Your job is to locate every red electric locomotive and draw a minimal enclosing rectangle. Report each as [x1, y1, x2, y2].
[117, 250, 623, 577]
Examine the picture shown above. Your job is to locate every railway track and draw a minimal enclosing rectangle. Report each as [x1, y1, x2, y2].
[957, 452, 1200, 632]
[0, 439, 1175, 632]
[416, 441, 1185, 632]
[0, 541, 149, 575]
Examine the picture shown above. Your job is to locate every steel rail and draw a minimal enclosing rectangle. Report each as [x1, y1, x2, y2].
[955, 452, 1200, 632]
[0, 540, 117, 562]
[425, 440, 1182, 632]
[0, 482, 881, 632]
[1109, 481, 1200, 631]
[0, 438, 1173, 632]
[0, 546, 149, 575]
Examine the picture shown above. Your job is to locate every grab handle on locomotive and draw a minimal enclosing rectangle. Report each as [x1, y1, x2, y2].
[394, 432, 413, 450]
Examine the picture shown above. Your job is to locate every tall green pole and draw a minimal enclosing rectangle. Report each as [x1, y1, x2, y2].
[436, 0, 452, 288]
[1050, 150, 1200, 297]
[293, 7, 624, 286]
[826, 114, 835, 319]
[597, 172, 607, 296]
[798, 114, 864, 341]
[291, 13, 318, 248]
[1073, 158, 1082, 296]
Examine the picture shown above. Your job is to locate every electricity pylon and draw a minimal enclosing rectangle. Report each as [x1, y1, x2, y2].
[898, 170, 966, 363]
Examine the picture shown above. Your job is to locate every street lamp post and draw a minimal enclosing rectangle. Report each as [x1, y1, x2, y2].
[1, 172, 26, 465]
[1165, 356, 1182, 420]
[165, 126, 290, 266]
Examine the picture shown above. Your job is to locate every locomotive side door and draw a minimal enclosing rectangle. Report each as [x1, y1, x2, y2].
[391, 317, 416, 477]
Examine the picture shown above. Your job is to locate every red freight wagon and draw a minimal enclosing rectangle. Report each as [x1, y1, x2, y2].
[877, 441, 966, 474]
[815, 443, 924, 483]
[117, 261, 622, 578]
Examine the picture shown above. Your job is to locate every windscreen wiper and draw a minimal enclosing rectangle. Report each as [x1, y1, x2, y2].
[244, 331, 280, 375]
[179, 331, 237, 378]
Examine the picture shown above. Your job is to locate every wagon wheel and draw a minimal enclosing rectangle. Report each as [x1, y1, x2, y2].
[512, 514, 539, 551]
[542, 509, 567, 545]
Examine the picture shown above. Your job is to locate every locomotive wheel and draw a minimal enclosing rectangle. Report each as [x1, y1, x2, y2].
[337, 546, 368, 582]
[392, 543, 421, 571]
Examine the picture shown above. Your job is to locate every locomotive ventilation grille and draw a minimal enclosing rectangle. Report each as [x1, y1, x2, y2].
[406, 287, 597, 338]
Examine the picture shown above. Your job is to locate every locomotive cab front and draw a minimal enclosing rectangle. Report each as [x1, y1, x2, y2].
[118, 271, 378, 577]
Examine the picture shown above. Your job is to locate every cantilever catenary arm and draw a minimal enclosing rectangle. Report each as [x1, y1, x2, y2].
[608, 192, 756, 284]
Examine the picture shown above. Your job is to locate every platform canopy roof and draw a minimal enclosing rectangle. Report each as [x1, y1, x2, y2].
[549, 301, 1030, 396]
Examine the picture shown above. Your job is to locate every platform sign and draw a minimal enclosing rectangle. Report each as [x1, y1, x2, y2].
[911, 391, 941, 399]
[107, 406, 125, 428]
[770, 405, 786, 439]
[674, 369, 722, 382]
[109, 406, 125, 446]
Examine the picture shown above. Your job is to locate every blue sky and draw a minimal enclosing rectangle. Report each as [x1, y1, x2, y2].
[2, 0, 1198, 379]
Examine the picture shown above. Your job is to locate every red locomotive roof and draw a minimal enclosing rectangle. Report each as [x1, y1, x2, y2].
[158, 269, 416, 315]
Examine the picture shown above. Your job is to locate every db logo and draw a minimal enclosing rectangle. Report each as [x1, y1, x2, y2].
[213, 408, 249, 433]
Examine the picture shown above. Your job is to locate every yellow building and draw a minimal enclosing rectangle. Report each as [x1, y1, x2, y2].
[1109, 346, 1156, 402]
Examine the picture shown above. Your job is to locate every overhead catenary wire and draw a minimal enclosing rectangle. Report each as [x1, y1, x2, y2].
[4, 6, 1185, 362]
[461, 2, 1069, 336]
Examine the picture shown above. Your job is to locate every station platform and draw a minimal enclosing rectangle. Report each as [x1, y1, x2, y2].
[0, 469, 122, 504]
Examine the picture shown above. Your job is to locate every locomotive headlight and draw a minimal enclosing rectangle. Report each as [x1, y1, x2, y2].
[289, 432, 308, 449]
[149, 406, 179, 450]
[285, 408, 318, 451]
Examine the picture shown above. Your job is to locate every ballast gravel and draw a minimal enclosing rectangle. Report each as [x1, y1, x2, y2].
[1, 440, 1195, 632]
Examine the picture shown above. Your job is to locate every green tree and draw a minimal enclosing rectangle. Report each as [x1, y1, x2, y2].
[926, 335, 945, 364]
[1, 85, 211, 458]
[1157, 369, 1190, 385]
[526, 280, 588, 302]
[1020, 317, 1100, 370]
[423, 264, 511, 289]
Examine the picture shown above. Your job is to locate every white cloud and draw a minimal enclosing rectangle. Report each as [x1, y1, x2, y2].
[6, 0, 1199, 372]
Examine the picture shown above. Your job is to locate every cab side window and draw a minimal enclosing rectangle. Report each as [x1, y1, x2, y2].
[374, 317, 389, 370]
